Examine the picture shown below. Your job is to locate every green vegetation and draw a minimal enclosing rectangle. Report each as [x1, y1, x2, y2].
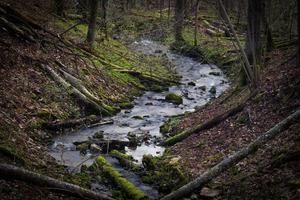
[92, 156, 146, 200]
[165, 93, 183, 105]
[140, 154, 188, 195]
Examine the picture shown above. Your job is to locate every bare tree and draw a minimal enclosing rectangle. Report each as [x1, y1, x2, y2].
[86, 0, 100, 46]
[174, 0, 184, 42]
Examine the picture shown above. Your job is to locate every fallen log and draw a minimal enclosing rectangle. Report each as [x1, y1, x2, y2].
[41, 64, 111, 116]
[0, 164, 114, 200]
[42, 115, 112, 131]
[56, 61, 101, 103]
[161, 109, 300, 200]
[91, 156, 147, 200]
[164, 101, 246, 146]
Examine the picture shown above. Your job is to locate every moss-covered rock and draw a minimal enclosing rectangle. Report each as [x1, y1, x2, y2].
[165, 93, 183, 105]
[209, 86, 217, 95]
[140, 154, 188, 195]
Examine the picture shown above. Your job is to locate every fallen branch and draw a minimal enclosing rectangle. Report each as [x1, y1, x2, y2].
[0, 164, 114, 200]
[217, 0, 254, 85]
[42, 115, 110, 131]
[41, 64, 111, 116]
[164, 94, 251, 146]
[161, 109, 300, 200]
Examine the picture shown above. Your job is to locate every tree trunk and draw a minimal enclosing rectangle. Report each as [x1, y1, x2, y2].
[101, 0, 108, 39]
[87, 0, 99, 46]
[0, 164, 114, 200]
[168, 0, 171, 24]
[54, 0, 64, 16]
[245, 0, 263, 87]
[194, 0, 200, 46]
[161, 109, 300, 200]
[174, 0, 184, 42]
[298, 0, 300, 66]
[218, 0, 254, 86]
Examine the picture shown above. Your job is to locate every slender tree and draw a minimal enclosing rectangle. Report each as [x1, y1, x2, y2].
[174, 0, 184, 42]
[298, 0, 300, 66]
[54, 0, 64, 16]
[101, 0, 108, 38]
[86, 0, 100, 46]
[194, 0, 200, 46]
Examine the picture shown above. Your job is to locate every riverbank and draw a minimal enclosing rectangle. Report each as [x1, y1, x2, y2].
[167, 47, 300, 199]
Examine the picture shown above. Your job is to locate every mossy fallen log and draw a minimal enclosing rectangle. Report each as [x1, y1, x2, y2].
[41, 64, 111, 116]
[0, 164, 114, 200]
[55, 61, 119, 115]
[110, 150, 140, 170]
[164, 101, 246, 146]
[91, 156, 147, 200]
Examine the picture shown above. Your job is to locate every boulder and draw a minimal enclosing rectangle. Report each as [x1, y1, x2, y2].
[165, 93, 183, 105]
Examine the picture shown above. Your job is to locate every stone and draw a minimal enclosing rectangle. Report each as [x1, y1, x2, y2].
[209, 86, 216, 95]
[209, 71, 221, 76]
[132, 116, 143, 120]
[200, 187, 220, 198]
[165, 93, 183, 105]
[197, 85, 206, 91]
[187, 81, 196, 86]
[93, 131, 104, 139]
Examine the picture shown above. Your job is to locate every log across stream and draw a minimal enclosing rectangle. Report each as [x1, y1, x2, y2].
[48, 40, 230, 197]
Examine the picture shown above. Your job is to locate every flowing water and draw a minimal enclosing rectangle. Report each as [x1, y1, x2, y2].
[48, 39, 229, 197]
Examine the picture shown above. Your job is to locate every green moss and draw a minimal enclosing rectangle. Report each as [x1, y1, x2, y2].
[165, 93, 183, 105]
[92, 156, 146, 200]
[68, 172, 91, 188]
[29, 118, 47, 130]
[142, 155, 157, 171]
[110, 150, 133, 161]
[0, 145, 26, 165]
[164, 130, 190, 146]
[288, 179, 300, 187]
[160, 115, 183, 135]
[140, 154, 188, 194]
[119, 102, 134, 109]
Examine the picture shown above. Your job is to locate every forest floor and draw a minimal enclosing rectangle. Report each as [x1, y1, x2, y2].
[0, 1, 300, 200]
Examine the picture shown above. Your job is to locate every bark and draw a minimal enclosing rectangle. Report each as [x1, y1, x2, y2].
[101, 0, 108, 38]
[298, 0, 300, 66]
[162, 109, 300, 200]
[245, 0, 263, 86]
[87, 0, 99, 45]
[41, 64, 110, 116]
[0, 164, 114, 200]
[174, 0, 184, 42]
[168, 0, 171, 23]
[194, 0, 200, 46]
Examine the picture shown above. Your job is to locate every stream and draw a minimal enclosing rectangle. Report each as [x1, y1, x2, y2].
[48, 39, 229, 197]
